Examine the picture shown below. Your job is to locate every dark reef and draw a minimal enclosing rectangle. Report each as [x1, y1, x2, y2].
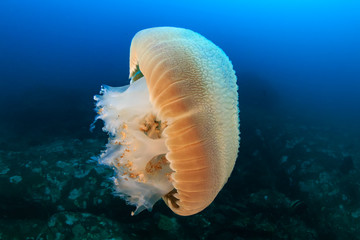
[1, 102, 359, 239]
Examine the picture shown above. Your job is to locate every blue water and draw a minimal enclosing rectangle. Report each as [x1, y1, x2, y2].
[0, 0, 360, 239]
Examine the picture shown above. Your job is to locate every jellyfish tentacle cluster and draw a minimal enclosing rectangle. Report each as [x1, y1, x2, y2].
[94, 77, 173, 215]
[94, 27, 239, 216]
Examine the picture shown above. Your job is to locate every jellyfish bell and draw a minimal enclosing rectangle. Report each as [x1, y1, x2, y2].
[93, 27, 240, 216]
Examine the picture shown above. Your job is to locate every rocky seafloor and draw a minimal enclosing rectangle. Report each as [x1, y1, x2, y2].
[0, 106, 359, 240]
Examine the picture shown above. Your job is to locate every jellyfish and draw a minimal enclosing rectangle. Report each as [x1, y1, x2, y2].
[93, 27, 239, 216]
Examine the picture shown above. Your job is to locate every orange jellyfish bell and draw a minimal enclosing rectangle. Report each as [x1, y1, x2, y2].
[94, 27, 239, 216]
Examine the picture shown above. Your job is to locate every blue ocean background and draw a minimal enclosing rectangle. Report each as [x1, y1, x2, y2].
[0, 0, 359, 239]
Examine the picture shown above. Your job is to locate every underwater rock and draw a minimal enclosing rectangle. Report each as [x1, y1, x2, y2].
[68, 188, 82, 200]
[0, 167, 9, 175]
[157, 214, 179, 233]
[0, 158, 9, 175]
[285, 137, 304, 149]
[9, 175, 22, 184]
[351, 209, 360, 218]
[65, 212, 79, 225]
[43, 212, 125, 239]
[280, 155, 288, 164]
[248, 189, 290, 211]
